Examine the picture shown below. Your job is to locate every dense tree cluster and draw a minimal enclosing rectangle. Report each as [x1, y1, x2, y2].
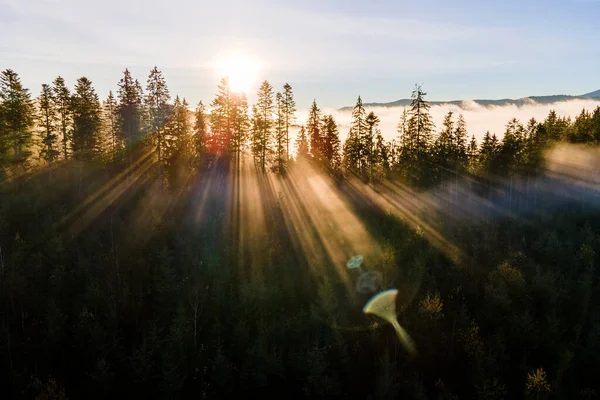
[2, 68, 600, 399]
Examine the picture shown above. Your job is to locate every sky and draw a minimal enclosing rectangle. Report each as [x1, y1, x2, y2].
[1, 0, 600, 109]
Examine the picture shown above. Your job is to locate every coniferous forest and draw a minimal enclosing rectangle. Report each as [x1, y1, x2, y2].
[2, 67, 600, 399]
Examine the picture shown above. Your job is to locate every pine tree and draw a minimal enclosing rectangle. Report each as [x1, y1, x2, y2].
[479, 131, 499, 174]
[406, 84, 434, 184]
[499, 118, 525, 175]
[52, 76, 72, 160]
[454, 114, 468, 170]
[103, 91, 120, 161]
[395, 108, 410, 175]
[282, 83, 296, 161]
[230, 92, 249, 166]
[343, 129, 359, 175]
[0, 69, 35, 177]
[374, 129, 389, 178]
[145, 66, 171, 170]
[210, 77, 233, 155]
[193, 101, 208, 163]
[434, 111, 454, 182]
[163, 96, 191, 183]
[252, 81, 274, 171]
[117, 69, 143, 150]
[306, 100, 322, 162]
[72, 77, 102, 160]
[274, 92, 286, 173]
[38, 83, 59, 165]
[364, 111, 379, 180]
[467, 135, 478, 171]
[344, 96, 368, 174]
[321, 114, 341, 172]
[295, 126, 309, 160]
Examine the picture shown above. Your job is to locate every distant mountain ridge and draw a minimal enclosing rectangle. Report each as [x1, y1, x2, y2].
[338, 90, 600, 111]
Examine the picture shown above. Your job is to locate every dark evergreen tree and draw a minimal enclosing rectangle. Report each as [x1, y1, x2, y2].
[210, 77, 233, 154]
[282, 83, 296, 161]
[434, 111, 455, 182]
[306, 100, 322, 162]
[364, 111, 379, 180]
[498, 118, 525, 175]
[454, 114, 468, 170]
[117, 69, 143, 150]
[479, 131, 500, 175]
[103, 91, 120, 161]
[163, 96, 191, 184]
[145, 66, 171, 172]
[252, 81, 274, 171]
[343, 96, 368, 175]
[193, 101, 208, 163]
[52, 76, 72, 160]
[321, 114, 341, 172]
[231, 92, 249, 166]
[295, 125, 309, 161]
[72, 77, 102, 160]
[374, 128, 389, 178]
[467, 135, 478, 171]
[406, 84, 434, 184]
[0, 69, 35, 177]
[274, 92, 286, 173]
[37, 83, 59, 165]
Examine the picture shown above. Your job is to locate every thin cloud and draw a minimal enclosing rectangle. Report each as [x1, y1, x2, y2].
[295, 99, 600, 145]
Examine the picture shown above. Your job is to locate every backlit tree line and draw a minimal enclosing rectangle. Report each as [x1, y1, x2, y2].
[3, 67, 600, 399]
[3, 67, 600, 186]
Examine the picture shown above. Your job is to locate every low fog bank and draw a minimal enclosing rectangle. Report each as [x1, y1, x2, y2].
[296, 98, 600, 144]
[409, 144, 600, 224]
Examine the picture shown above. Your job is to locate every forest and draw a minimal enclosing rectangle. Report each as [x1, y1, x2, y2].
[1, 66, 600, 399]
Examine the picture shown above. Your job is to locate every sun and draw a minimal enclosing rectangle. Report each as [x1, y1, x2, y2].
[215, 51, 261, 94]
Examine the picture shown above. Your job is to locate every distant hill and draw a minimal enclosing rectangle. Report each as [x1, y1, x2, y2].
[583, 89, 600, 98]
[338, 90, 600, 111]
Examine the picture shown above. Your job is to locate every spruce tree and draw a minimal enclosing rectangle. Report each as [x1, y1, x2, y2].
[282, 83, 296, 161]
[231, 92, 249, 166]
[479, 131, 499, 174]
[321, 114, 341, 172]
[467, 135, 478, 171]
[375, 129, 389, 178]
[395, 108, 410, 176]
[434, 111, 454, 182]
[193, 101, 208, 163]
[365, 111, 379, 180]
[252, 81, 274, 172]
[407, 85, 434, 184]
[210, 77, 233, 154]
[117, 69, 143, 150]
[52, 76, 72, 160]
[344, 96, 368, 174]
[274, 92, 286, 173]
[295, 126, 309, 161]
[103, 91, 120, 161]
[163, 96, 191, 181]
[0, 69, 35, 176]
[38, 83, 59, 165]
[145, 66, 171, 171]
[72, 77, 102, 161]
[454, 114, 468, 170]
[499, 118, 525, 174]
[306, 100, 322, 162]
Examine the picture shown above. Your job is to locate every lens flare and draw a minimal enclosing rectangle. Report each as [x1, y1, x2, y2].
[363, 289, 417, 355]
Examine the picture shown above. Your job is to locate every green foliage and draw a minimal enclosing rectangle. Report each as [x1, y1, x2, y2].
[0, 69, 35, 176]
[72, 77, 102, 160]
[2, 68, 600, 399]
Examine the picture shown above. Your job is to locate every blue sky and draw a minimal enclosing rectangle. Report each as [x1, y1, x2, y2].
[1, 0, 599, 108]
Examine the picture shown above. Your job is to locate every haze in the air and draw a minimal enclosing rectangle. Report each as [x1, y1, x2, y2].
[1, 0, 599, 106]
